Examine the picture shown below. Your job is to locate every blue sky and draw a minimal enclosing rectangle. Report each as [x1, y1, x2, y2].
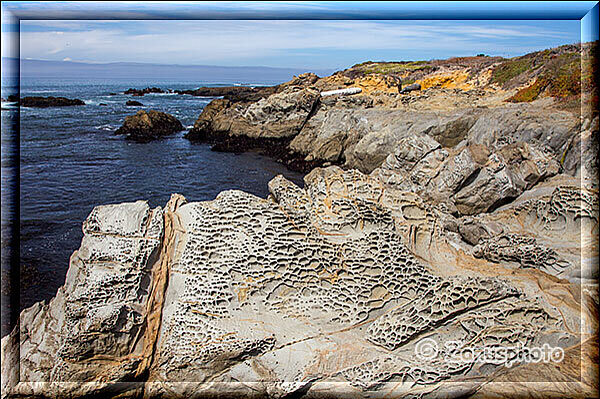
[2, 2, 594, 69]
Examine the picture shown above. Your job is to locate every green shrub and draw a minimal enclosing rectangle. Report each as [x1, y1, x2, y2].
[355, 61, 431, 75]
[507, 77, 548, 102]
[491, 57, 533, 86]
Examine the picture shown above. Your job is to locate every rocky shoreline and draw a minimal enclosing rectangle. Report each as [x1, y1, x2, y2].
[2, 43, 598, 399]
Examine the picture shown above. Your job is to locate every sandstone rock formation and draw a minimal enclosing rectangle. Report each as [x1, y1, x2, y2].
[115, 110, 184, 142]
[188, 87, 320, 141]
[184, 85, 322, 171]
[189, 88, 580, 176]
[18, 96, 85, 107]
[2, 163, 597, 398]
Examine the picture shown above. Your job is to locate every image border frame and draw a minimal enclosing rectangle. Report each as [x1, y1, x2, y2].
[1, 1, 598, 398]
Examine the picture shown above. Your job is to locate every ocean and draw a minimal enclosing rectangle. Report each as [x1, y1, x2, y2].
[1, 77, 305, 331]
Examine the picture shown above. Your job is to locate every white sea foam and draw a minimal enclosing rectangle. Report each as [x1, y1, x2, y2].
[24, 90, 55, 94]
[95, 124, 117, 131]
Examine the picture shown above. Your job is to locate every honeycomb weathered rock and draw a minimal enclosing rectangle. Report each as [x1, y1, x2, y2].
[2, 169, 596, 399]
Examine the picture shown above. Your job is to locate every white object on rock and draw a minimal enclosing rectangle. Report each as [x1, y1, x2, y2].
[320, 87, 362, 97]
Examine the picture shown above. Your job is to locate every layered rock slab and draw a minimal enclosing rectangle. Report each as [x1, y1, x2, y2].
[4, 201, 164, 397]
[187, 87, 320, 141]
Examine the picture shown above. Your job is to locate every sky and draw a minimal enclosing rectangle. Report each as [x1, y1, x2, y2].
[1, 2, 593, 70]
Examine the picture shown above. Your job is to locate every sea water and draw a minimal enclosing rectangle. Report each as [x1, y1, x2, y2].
[1, 77, 304, 329]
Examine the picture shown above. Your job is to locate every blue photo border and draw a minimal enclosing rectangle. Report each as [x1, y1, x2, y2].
[1, 1, 598, 396]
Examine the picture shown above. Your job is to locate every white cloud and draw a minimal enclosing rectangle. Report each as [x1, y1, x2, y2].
[16, 20, 577, 67]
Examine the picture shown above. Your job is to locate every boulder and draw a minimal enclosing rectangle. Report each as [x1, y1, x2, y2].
[400, 83, 421, 93]
[125, 100, 143, 106]
[18, 96, 85, 107]
[186, 87, 320, 141]
[115, 110, 183, 142]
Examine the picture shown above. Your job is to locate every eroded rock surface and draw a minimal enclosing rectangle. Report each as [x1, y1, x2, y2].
[4, 201, 164, 397]
[3, 165, 597, 398]
[187, 81, 579, 179]
[187, 86, 320, 141]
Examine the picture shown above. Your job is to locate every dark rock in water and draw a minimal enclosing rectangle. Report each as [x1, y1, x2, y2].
[126, 100, 144, 106]
[176, 74, 319, 102]
[400, 83, 421, 94]
[108, 92, 117, 96]
[115, 110, 183, 142]
[207, 131, 323, 173]
[175, 86, 277, 102]
[6, 94, 19, 103]
[124, 87, 164, 96]
[19, 96, 85, 107]
[99, 103, 108, 106]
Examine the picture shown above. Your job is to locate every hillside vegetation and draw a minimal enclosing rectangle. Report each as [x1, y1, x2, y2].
[334, 43, 590, 111]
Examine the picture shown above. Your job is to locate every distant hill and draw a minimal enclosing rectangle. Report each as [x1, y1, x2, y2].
[3, 58, 334, 84]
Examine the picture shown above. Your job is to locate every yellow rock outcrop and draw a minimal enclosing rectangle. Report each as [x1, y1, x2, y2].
[416, 69, 473, 90]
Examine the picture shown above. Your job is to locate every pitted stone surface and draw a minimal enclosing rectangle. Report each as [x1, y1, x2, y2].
[458, 176, 599, 281]
[13, 201, 163, 388]
[366, 277, 520, 350]
[473, 233, 570, 273]
[145, 168, 585, 396]
[155, 188, 442, 382]
[2, 169, 594, 399]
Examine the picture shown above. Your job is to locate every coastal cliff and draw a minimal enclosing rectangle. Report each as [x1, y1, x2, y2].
[186, 43, 595, 182]
[2, 42, 598, 399]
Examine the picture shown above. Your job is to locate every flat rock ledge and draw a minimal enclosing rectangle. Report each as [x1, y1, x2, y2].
[17, 96, 85, 107]
[115, 110, 184, 142]
[2, 165, 598, 399]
